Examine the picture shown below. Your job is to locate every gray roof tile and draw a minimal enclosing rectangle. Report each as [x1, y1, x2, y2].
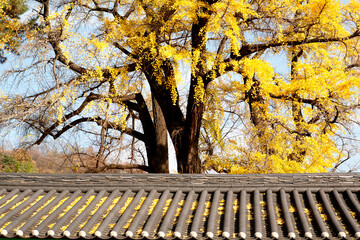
[1, 173, 360, 239]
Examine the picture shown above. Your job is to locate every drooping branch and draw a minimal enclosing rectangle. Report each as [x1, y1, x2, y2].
[33, 92, 146, 145]
[33, 93, 99, 145]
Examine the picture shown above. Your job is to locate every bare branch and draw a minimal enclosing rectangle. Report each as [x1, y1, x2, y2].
[85, 163, 149, 173]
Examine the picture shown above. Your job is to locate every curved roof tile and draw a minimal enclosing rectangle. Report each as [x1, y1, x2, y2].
[0, 173, 360, 239]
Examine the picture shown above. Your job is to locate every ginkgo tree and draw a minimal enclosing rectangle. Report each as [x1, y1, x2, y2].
[1, 0, 360, 173]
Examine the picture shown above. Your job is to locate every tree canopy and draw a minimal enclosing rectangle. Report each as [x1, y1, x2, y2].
[1, 0, 360, 173]
[0, 0, 28, 63]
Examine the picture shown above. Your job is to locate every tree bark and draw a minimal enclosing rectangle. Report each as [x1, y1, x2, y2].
[140, 1, 215, 173]
[245, 76, 267, 136]
[150, 95, 169, 173]
[245, 76, 275, 157]
[171, 7, 212, 173]
[175, 84, 204, 173]
[127, 93, 169, 173]
[289, 49, 308, 163]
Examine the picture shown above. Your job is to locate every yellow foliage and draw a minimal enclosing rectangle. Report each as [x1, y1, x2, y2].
[1, 0, 360, 174]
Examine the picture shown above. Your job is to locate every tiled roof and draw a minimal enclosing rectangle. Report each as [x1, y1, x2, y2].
[0, 173, 360, 239]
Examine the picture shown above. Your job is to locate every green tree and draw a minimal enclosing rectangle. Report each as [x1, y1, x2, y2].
[1, 0, 360, 173]
[0, 152, 37, 173]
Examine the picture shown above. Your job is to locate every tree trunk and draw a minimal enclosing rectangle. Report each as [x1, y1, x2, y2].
[150, 95, 169, 173]
[288, 49, 308, 163]
[174, 105, 203, 173]
[173, 76, 206, 173]
[131, 93, 169, 173]
[170, 9, 212, 173]
[245, 76, 268, 137]
[245, 76, 275, 157]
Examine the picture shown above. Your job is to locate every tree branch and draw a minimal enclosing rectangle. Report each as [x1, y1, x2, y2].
[206, 29, 360, 83]
[50, 116, 145, 142]
[33, 93, 99, 145]
[85, 163, 149, 173]
[235, 30, 360, 60]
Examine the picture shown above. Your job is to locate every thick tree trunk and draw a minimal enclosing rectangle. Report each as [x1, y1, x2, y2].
[173, 74, 207, 173]
[141, 3, 213, 173]
[245, 76, 275, 157]
[130, 93, 169, 173]
[288, 49, 308, 163]
[245, 76, 268, 135]
[175, 103, 204, 173]
[139, 2, 216, 173]
[170, 7, 212, 173]
[149, 95, 169, 173]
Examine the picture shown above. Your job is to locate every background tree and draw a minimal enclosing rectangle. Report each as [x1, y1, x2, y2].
[1, 0, 360, 173]
[0, 148, 37, 173]
[0, 0, 28, 63]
